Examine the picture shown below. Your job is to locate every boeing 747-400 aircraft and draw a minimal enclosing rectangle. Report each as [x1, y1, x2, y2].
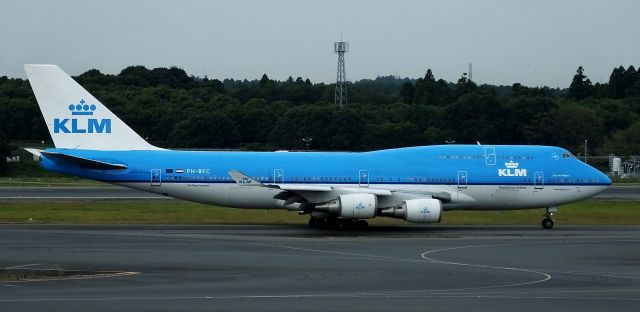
[23, 64, 611, 229]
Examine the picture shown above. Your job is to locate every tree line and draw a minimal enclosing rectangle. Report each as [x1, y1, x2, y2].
[1, 64, 639, 165]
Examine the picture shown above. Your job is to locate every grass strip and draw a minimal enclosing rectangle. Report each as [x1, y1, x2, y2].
[0, 199, 638, 226]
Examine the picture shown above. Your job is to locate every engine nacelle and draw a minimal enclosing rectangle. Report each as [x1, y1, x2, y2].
[403, 198, 442, 223]
[315, 193, 377, 219]
[340, 194, 377, 219]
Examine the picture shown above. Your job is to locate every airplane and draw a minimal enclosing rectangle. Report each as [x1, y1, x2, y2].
[22, 64, 611, 229]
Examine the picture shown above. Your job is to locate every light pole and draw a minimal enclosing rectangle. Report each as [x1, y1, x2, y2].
[584, 139, 588, 164]
[302, 136, 312, 152]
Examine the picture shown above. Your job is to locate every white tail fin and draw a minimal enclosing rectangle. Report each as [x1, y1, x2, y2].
[24, 64, 159, 151]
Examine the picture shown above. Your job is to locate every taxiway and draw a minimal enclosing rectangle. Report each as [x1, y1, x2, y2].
[0, 225, 638, 311]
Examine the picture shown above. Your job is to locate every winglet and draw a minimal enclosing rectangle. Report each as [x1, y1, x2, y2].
[228, 170, 264, 186]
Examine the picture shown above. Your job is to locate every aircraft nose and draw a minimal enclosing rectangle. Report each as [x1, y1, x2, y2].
[583, 164, 611, 198]
[593, 166, 612, 186]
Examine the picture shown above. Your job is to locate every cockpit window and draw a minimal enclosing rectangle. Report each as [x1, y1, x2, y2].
[562, 153, 574, 158]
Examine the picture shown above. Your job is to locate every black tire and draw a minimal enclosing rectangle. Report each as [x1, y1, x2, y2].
[308, 216, 317, 228]
[317, 217, 329, 228]
[327, 217, 341, 229]
[541, 218, 554, 229]
[356, 220, 369, 229]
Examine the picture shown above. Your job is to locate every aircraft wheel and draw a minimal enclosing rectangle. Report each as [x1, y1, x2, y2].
[541, 218, 554, 229]
[356, 220, 369, 229]
[327, 217, 341, 229]
[308, 216, 317, 228]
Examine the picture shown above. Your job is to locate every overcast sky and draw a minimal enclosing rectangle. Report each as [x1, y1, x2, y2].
[1, 0, 639, 87]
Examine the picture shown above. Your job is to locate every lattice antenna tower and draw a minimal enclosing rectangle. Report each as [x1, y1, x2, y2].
[468, 63, 473, 82]
[334, 40, 349, 108]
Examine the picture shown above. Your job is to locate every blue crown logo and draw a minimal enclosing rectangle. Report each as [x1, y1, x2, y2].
[68, 99, 96, 116]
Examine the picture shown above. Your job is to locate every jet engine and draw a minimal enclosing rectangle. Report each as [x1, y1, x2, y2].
[380, 198, 442, 223]
[403, 198, 442, 223]
[314, 194, 377, 219]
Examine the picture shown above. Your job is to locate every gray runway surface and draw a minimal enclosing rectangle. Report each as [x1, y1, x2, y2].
[1, 185, 638, 200]
[0, 225, 639, 311]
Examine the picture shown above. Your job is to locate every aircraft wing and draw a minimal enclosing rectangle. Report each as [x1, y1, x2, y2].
[227, 170, 460, 209]
[228, 170, 390, 194]
[228, 170, 396, 208]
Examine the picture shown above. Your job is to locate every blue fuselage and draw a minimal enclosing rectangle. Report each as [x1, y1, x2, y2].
[38, 144, 611, 212]
[41, 145, 610, 188]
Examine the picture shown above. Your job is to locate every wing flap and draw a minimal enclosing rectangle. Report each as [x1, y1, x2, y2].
[274, 184, 334, 192]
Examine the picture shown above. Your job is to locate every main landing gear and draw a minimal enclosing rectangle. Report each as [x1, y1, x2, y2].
[308, 215, 368, 229]
[541, 207, 557, 229]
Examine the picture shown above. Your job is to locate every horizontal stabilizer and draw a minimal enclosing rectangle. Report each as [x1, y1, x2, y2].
[41, 151, 127, 170]
[24, 148, 43, 157]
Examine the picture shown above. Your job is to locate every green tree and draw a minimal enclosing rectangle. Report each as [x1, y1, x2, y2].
[0, 131, 10, 174]
[505, 96, 558, 144]
[412, 69, 454, 106]
[534, 104, 604, 152]
[454, 73, 478, 97]
[269, 105, 365, 150]
[602, 122, 640, 155]
[399, 81, 414, 103]
[608, 65, 638, 99]
[168, 110, 240, 148]
[226, 98, 276, 144]
[568, 66, 593, 99]
[441, 91, 505, 143]
[259, 74, 271, 88]
[413, 69, 434, 105]
[3, 62, 640, 153]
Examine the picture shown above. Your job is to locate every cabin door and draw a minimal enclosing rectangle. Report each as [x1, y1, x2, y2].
[484, 147, 496, 166]
[359, 170, 369, 187]
[151, 169, 161, 186]
[534, 171, 544, 189]
[274, 169, 284, 184]
[457, 171, 468, 189]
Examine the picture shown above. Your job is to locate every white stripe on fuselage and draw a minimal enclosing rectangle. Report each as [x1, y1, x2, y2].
[114, 182, 607, 211]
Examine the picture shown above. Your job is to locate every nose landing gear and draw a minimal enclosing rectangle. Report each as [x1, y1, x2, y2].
[541, 207, 557, 229]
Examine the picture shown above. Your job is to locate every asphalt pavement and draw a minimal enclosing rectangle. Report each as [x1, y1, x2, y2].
[0, 225, 638, 311]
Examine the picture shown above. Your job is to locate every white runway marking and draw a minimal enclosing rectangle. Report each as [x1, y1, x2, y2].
[2, 263, 43, 269]
[1, 228, 637, 306]
[251, 241, 554, 296]
[420, 244, 552, 288]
